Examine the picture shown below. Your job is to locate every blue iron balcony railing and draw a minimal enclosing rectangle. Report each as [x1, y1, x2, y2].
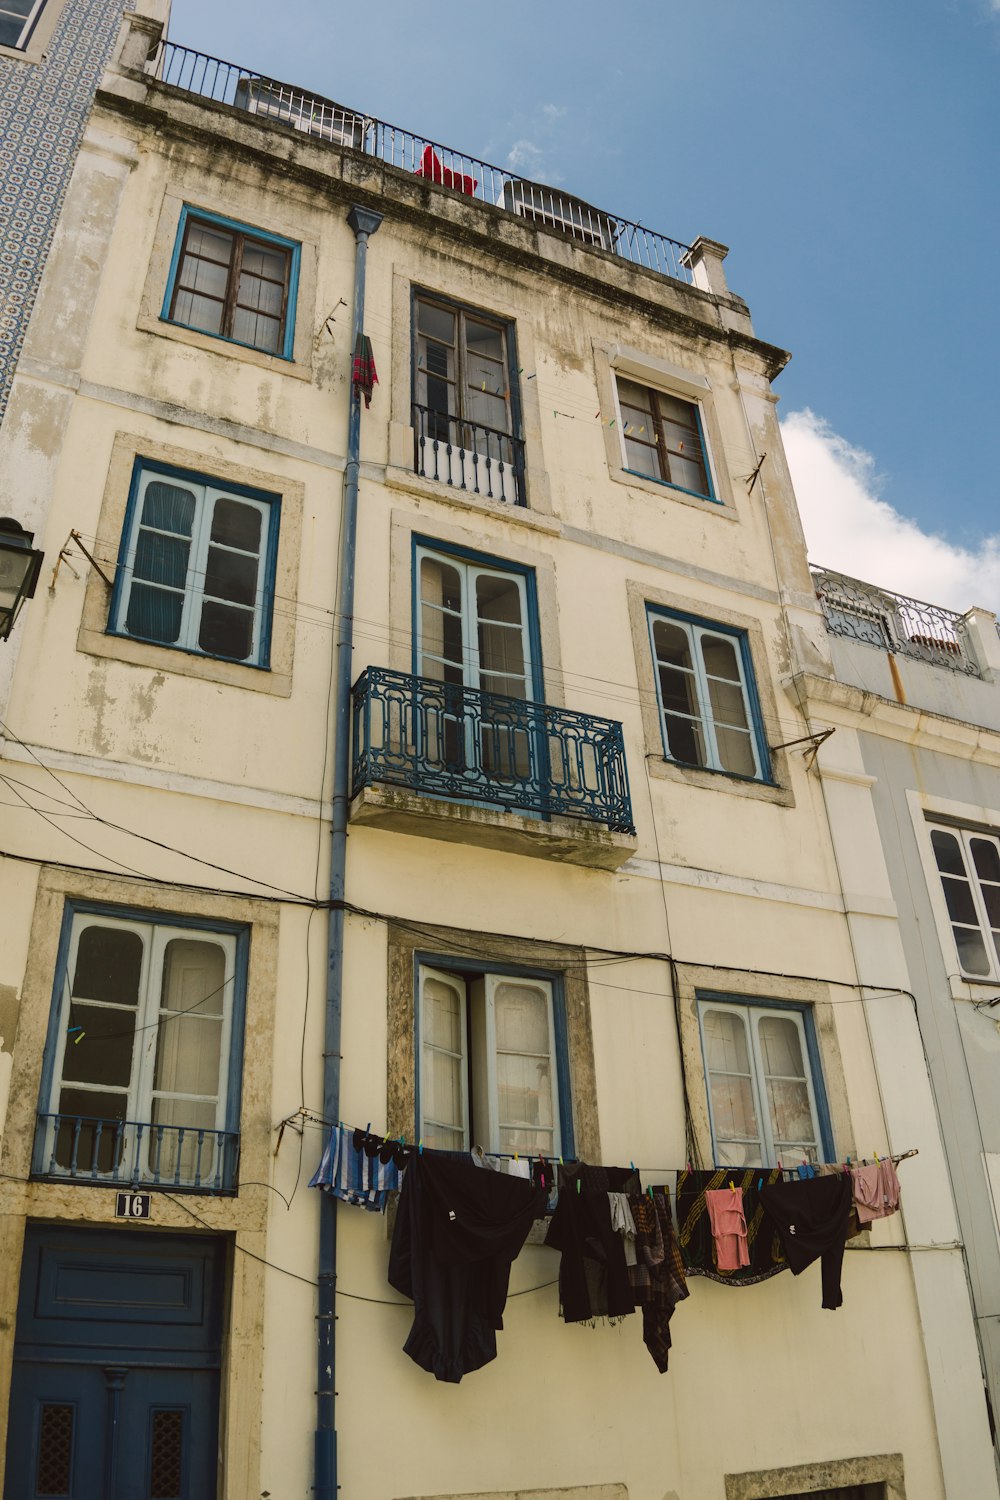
[34, 1113, 239, 1193]
[351, 667, 635, 835]
[412, 402, 526, 506]
[811, 566, 981, 677]
[150, 42, 694, 287]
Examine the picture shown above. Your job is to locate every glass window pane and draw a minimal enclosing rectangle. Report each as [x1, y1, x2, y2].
[706, 678, 750, 730]
[709, 1074, 759, 1144]
[171, 289, 224, 337]
[982, 884, 1000, 927]
[179, 252, 228, 300]
[931, 829, 965, 876]
[664, 713, 705, 766]
[465, 318, 503, 364]
[237, 271, 284, 318]
[421, 556, 462, 613]
[423, 976, 463, 1052]
[161, 939, 226, 1017]
[133, 532, 190, 590]
[653, 620, 694, 670]
[141, 482, 196, 536]
[241, 243, 286, 280]
[61, 1004, 135, 1088]
[198, 601, 254, 660]
[767, 1078, 817, 1148]
[126, 584, 184, 645]
[624, 439, 660, 478]
[211, 498, 262, 552]
[230, 307, 281, 352]
[956, 926, 991, 975]
[715, 725, 757, 777]
[424, 1050, 464, 1137]
[478, 623, 525, 681]
[703, 1009, 750, 1073]
[701, 634, 741, 682]
[185, 223, 233, 263]
[149, 1098, 220, 1183]
[153, 1016, 222, 1098]
[617, 378, 654, 415]
[417, 301, 455, 343]
[971, 838, 1000, 884]
[941, 875, 979, 925]
[72, 926, 143, 1007]
[465, 388, 508, 431]
[757, 1016, 804, 1078]
[496, 1052, 554, 1131]
[204, 546, 259, 606]
[658, 665, 698, 718]
[494, 982, 548, 1053]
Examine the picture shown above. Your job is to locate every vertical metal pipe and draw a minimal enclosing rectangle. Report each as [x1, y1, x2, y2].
[314, 203, 382, 1500]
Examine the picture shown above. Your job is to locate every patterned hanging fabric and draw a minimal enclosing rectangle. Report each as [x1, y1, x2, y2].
[352, 332, 378, 408]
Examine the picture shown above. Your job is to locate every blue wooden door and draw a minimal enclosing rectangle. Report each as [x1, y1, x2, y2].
[4, 1227, 223, 1500]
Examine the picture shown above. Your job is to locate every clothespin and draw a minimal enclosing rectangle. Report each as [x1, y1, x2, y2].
[595, 411, 601, 419]
[757, 1177, 763, 1191]
[73, 1031, 85, 1044]
[365, 1121, 371, 1134]
[874, 1150, 879, 1163]
[729, 1179, 736, 1193]
[630, 1161, 635, 1173]
[648, 1185, 654, 1199]
[778, 1159, 783, 1172]
[418, 1140, 423, 1155]
[609, 419, 615, 428]
[481, 381, 486, 391]
[514, 1151, 519, 1162]
[576, 1177, 581, 1194]
[526, 373, 536, 380]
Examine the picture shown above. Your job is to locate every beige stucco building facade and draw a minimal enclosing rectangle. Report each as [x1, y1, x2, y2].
[0, 15, 994, 1499]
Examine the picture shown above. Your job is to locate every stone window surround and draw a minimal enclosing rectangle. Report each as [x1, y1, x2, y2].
[674, 961, 855, 1173]
[77, 430, 303, 696]
[0, 0, 65, 64]
[627, 578, 795, 806]
[907, 787, 1000, 1001]
[386, 920, 602, 1171]
[386, 260, 554, 517]
[0, 864, 278, 1195]
[137, 186, 318, 382]
[594, 339, 738, 519]
[724, 1451, 905, 1500]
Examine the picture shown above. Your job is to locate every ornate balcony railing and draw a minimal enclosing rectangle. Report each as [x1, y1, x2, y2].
[150, 42, 694, 286]
[34, 1113, 239, 1193]
[351, 667, 635, 834]
[811, 566, 981, 677]
[412, 403, 526, 506]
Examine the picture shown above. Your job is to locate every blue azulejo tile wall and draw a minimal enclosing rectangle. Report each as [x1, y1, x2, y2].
[0, 0, 134, 427]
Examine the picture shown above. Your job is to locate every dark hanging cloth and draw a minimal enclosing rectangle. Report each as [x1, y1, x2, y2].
[629, 1188, 689, 1373]
[387, 1152, 545, 1382]
[352, 332, 378, 408]
[760, 1174, 852, 1310]
[676, 1167, 787, 1286]
[544, 1162, 640, 1323]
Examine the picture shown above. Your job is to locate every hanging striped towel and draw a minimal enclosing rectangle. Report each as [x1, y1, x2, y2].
[309, 1122, 401, 1211]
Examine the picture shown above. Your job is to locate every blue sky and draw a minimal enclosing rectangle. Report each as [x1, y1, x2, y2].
[166, 0, 1000, 605]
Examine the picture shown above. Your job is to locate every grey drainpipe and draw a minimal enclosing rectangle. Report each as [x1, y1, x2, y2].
[315, 202, 382, 1500]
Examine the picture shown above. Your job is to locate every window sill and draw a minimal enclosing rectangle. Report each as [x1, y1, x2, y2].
[622, 468, 720, 505]
[645, 754, 794, 807]
[77, 624, 292, 697]
[382, 458, 560, 535]
[349, 782, 637, 870]
[134, 312, 314, 382]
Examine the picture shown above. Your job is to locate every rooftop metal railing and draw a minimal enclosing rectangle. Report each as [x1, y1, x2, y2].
[151, 42, 694, 286]
[811, 566, 981, 677]
[352, 667, 635, 834]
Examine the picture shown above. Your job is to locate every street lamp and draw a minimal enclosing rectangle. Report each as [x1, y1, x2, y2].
[0, 518, 44, 642]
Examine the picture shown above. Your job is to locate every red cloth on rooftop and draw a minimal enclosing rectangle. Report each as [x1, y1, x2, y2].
[415, 144, 477, 197]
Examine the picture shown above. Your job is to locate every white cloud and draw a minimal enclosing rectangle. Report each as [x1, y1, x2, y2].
[781, 408, 1000, 614]
[506, 138, 545, 174]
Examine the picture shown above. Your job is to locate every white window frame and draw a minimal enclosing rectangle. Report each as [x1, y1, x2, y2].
[698, 999, 824, 1168]
[0, 0, 46, 50]
[43, 912, 238, 1183]
[648, 611, 765, 780]
[112, 465, 275, 666]
[928, 823, 1000, 981]
[612, 374, 719, 502]
[418, 965, 561, 1156]
[415, 544, 536, 698]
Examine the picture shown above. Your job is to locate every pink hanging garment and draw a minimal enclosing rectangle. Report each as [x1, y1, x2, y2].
[705, 1185, 750, 1271]
[851, 1160, 901, 1225]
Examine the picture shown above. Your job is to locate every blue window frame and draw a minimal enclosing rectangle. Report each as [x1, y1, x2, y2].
[647, 606, 770, 782]
[697, 993, 834, 1168]
[108, 458, 280, 668]
[616, 376, 717, 501]
[0, 0, 46, 50]
[34, 901, 250, 1192]
[161, 206, 300, 360]
[414, 953, 574, 1160]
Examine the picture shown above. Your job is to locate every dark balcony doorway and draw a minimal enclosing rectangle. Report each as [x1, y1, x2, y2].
[4, 1225, 225, 1500]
